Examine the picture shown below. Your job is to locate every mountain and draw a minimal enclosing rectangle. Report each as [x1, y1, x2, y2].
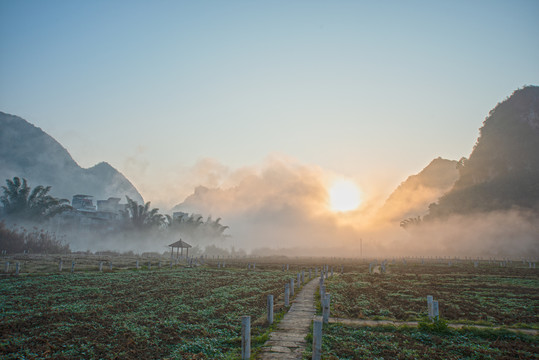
[427, 86, 539, 219]
[376, 157, 459, 223]
[0, 111, 143, 204]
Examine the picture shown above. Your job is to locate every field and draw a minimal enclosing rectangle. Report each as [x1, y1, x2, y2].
[323, 262, 539, 327]
[304, 324, 538, 359]
[307, 260, 539, 359]
[1, 255, 538, 359]
[0, 261, 295, 359]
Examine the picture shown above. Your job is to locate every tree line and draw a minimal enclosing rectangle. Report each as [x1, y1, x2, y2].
[1, 177, 230, 252]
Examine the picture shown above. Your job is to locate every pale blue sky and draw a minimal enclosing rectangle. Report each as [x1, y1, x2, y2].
[1, 0, 538, 206]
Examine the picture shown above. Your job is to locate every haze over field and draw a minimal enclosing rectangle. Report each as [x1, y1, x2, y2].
[1, 1, 539, 256]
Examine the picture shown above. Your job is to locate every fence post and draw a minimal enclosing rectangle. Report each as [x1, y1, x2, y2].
[99, 262, 103, 272]
[290, 278, 295, 296]
[322, 294, 331, 323]
[285, 283, 290, 307]
[59, 259, 63, 272]
[432, 300, 439, 320]
[71, 261, 75, 273]
[312, 318, 322, 360]
[267, 295, 274, 324]
[427, 295, 433, 320]
[5, 261, 9, 273]
[15, 262, 20, 276]
[241, 315, 251, 359]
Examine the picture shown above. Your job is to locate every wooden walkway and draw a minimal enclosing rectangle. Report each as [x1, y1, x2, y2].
[257, 277, 319, 360]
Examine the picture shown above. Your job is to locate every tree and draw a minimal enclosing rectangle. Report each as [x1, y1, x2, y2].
[0, 177, 71, 222]
[121, 196, 165, 229]
[166, 213, 229, 241]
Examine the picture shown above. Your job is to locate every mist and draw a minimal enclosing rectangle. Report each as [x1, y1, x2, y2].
[167, 157, 539, 259]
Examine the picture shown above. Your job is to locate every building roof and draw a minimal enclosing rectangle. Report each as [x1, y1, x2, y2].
[168, 239, 192, 248]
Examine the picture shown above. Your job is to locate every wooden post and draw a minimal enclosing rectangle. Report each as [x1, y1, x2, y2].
[331, 267, 333, 277]
[267, 294, 274, 324]
[4, 261, 9, 273]
[285, 283, 290, 307]
[427, 295, 433, 320]
[99, 262, 103, 272]
[432, 300, 439, 320]
[322, 293, 331, 324]
[136, 260, 139, 269]
[297, 273, 301, 287]
[15, 262, 20, 276]
[148, 261, 151, 270]
[312, 318, 322, 360]
[109, 262, 113, 271]
[320, 285, 325, 303]
[59, 259, 63, 272]
[287, 264, 289, 271]
[71, 261, 75, 273]
[290, 278, 295, 296]
[241, 315, 251, 359]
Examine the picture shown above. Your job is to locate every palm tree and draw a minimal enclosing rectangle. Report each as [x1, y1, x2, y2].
[207, 217, 229, 237]
[121, 196, 165, 229]
[1, 177, 71, 221]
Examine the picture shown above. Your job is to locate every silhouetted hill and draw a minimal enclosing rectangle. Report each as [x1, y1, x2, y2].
[427, 86, 539, 219]
[377, 157, 459, 222]
[0, 111, 143, 203]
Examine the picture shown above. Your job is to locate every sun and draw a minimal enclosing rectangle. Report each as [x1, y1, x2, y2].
[329, 179, 361, 212]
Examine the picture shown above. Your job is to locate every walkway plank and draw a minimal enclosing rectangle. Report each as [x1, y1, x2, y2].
[258, 277, 319, 360]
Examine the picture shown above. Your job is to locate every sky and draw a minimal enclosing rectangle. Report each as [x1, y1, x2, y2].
[1, 0, 539, 211]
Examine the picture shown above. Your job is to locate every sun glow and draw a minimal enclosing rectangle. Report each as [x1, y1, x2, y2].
[329, 179, 361, 212]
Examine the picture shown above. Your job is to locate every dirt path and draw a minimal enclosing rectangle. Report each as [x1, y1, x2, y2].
[257, 277, 319, 360]
[329, 318, 538, 336]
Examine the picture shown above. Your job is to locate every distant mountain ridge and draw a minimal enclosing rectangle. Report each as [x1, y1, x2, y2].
[0, 111, 143, 204]
[377, 157, 459, 222]
[427, 85, 539, 219]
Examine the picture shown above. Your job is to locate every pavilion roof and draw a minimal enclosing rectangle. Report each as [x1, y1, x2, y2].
[168, 239, 192, 248]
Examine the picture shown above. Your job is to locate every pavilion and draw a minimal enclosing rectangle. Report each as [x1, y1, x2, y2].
[168, 239, 192, 259]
